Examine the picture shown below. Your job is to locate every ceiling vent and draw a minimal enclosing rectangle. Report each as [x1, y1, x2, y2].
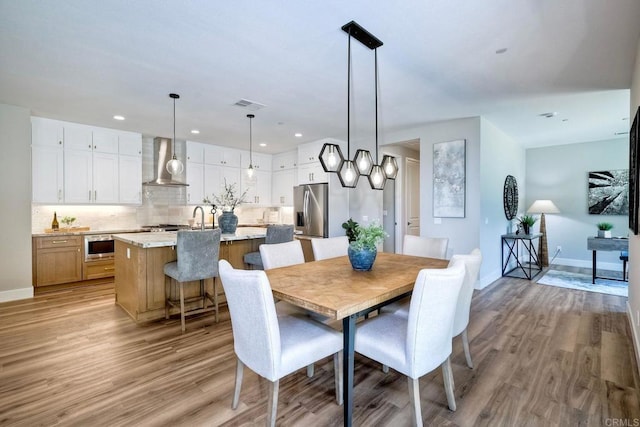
[233, 98, 266, 111]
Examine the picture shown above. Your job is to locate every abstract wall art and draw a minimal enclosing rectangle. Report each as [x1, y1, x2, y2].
[588, 169, 629, 215]
[433, 139, 466, 218]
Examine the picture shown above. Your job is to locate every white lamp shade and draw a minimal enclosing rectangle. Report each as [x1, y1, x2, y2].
[527, 200, 560, 214]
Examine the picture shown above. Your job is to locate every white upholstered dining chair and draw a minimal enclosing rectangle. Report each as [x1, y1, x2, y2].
[384, 249, 482, 369]
[259, 240, 305, 270]
[218, 260, 343, 427]
[403, 235, 449, 259]
[310, 236, 349, 261]
[355, 260, 466, 426]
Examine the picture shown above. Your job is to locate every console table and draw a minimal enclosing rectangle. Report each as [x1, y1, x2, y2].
[586, 237, 628, 284]
[501, 233, 543, 279]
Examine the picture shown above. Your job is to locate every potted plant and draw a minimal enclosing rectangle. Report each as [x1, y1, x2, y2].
[518, 214, 537, 235]
[60, 216, 76, 230]
[342, 218, 359, 243]
[348, 221, 387, 271]
[597, 222, 614, 238]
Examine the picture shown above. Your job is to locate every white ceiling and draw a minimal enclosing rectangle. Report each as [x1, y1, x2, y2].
[1, 1, 639, 154]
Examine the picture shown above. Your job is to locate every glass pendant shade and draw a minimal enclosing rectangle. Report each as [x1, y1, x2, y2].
[381, 155, 398, 180]
[354, 149, 373, 176]
[319, 143, 344, 173]
[338, 160, 359, 188]
[166, 155, 184, 175]
[247, 164, 254, 178]
[368, 164, 386, 190]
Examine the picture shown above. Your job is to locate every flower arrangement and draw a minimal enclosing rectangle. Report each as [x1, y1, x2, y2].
[60, 216, 76, 228]
[350, 221, 387, 251]
[203, 180, 248, 212]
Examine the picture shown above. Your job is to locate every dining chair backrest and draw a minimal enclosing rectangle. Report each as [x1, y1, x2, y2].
[218, 260, 281, 381]
[260, 240, 305, 270]
[405, 259, 465, 377]
[172, 229, 221, 282]
[265, 224, 294, 245]
[449, 248, 482, 336]
[310, 236, 349, 260]
[403, 234, 449, 259]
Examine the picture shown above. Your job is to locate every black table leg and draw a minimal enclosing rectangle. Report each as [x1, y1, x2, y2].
[343, 314, 356, 427]
[592, 250, 597, 284]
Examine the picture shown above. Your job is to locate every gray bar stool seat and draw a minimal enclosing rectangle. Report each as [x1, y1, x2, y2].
[164, 229, 221, 332]
[244, 225, 294, 270]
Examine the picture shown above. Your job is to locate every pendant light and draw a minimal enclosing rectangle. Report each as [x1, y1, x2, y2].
[381, 154, 399, 180]
[337, 23, 361, 188]
[246, 114, 255, 178]
[368, 48, 386, 190]
[166, 93, 184, 176]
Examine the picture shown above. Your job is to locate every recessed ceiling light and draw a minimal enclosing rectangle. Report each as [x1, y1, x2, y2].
[539, 112, 558, 118]
[295, 133, 302, 138]
[113, 115, 125, 121]
[259, 143, 267, 147]
[495, 48, 508, 54]
[190, 129, 200, 134]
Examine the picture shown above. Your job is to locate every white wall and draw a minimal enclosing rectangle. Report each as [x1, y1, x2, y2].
[480, 118, 527, 287]
[526, 138, 628, 269]
[0, 104, 33, 301]
[628, 37, 640, 370]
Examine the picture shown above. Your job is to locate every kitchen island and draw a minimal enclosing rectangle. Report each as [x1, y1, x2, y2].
[112, 228, 267, 323]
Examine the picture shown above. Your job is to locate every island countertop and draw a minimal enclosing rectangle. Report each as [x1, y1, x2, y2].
[112, 227, 269, 248]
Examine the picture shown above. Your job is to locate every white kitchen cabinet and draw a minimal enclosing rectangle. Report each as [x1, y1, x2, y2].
[91, 128, 120, 153]
[32, 145, 64, 203]
[186, 161, 204, 205]
[297, 163, 328, 185]
[32, 117, 64, 148]
[64, 150, 93, 203]
[297, 141, 322, 165]
[272, 150, 297, 170]
[204, 144, 241, 168]
[186, 140, 205, 163]
[241, 151, 272, 171]
[272, 169, 295, 206]
[242, 170, 271, 205]
[119, 131, 143, 156]
[93, 152, 119, 203]
[204, 165, 241, 202]
[63, 123, 93, 151]
[119, 155, 142, 204]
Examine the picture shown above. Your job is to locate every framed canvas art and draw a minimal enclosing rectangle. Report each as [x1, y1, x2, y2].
[629, 106, 639, 234]
[433, 139, 466, 218]
[588, 169, 629, 215]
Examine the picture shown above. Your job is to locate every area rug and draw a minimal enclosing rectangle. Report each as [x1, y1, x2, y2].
[536, 269, 628, 297]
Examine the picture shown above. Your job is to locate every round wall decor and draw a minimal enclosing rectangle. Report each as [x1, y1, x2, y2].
[503, 175, 518, 220]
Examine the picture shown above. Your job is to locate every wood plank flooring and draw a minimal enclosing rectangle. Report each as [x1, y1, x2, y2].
[1, 266, 639, 426]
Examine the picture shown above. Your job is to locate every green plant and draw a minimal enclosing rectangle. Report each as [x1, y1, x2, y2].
[350, 221, 387, 251]
[518, 214, 537, 227]
[60, 216, 76, 227]
[597, 222, 614, 231]
[342, 218, 359, 243]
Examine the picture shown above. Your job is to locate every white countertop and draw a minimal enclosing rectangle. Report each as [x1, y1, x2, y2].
[112, 227, 269, 248]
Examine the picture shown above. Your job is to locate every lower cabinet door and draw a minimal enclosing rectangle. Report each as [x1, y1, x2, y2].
[83, 259, 115, 280]
[36, 247, 82, 286]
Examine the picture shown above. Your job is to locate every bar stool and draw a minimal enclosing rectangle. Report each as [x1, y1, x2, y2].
[164, 229, 221, 332]
[244, 224, 294, 269]
[621, 251, 629, 281]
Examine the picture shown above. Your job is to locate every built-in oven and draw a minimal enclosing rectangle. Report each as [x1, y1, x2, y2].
[84, 234, 115, 261]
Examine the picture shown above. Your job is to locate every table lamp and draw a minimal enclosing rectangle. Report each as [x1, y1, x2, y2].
[527, 200, 560, 267]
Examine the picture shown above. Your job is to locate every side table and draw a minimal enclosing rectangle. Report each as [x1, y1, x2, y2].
[501, 233, 543, 280]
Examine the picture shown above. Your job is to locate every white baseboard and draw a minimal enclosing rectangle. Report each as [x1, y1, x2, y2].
[0, 286, 33, 303]
[477, 268, 502, 290]
[553, 256, 622, 272]
[627, 301, 640, 376]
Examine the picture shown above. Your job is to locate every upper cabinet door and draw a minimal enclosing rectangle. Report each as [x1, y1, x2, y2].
[119, 131, 142, 156]
[119, 155, 142, 204]
[63, 123, 93, 151]
[32, 145, 64, 204]
[93, 152, 119, 203]
[241, 151, 272, 171]
[186, 141, 205, 163]
[64, 150, 92, 203]
[32, 117, 64, 148]
[91, 129, 119, 153]
[204, 145, 241, 168]
[272, 150, 297, 170]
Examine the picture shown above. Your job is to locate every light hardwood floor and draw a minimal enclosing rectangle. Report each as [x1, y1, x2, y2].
[1, 267, 639, 426]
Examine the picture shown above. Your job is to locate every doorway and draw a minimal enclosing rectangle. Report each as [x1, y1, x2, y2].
[405, 157, 420, 238]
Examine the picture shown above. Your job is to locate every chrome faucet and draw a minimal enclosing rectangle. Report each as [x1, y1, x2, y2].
[193, 206, 205, 231]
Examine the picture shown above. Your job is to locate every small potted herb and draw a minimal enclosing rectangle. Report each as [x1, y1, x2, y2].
[597, 222, 614, 238]
[342, 218, 359, 243]
[60, 216, 76, 230]
[518, 214, 537, 235]
[348, 221, 387, 271]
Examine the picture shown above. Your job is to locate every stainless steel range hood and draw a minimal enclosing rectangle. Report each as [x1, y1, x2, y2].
[143, 137, 188, 187]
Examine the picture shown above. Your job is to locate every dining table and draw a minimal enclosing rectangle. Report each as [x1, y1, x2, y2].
[265, 252, 449, 427]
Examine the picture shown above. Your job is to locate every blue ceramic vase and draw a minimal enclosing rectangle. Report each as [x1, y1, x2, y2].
[348, 245, 377, 271]
[218, 210, 238, 234]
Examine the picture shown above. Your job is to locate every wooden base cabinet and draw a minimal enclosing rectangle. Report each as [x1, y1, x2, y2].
[83, 259, 115, 280]
[33, 236, 82, 287]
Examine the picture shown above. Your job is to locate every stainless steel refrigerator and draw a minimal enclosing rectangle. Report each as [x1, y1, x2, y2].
[294, 183, 328, 238]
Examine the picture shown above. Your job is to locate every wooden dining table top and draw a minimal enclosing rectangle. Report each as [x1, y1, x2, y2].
[265, 252, 449, 320]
